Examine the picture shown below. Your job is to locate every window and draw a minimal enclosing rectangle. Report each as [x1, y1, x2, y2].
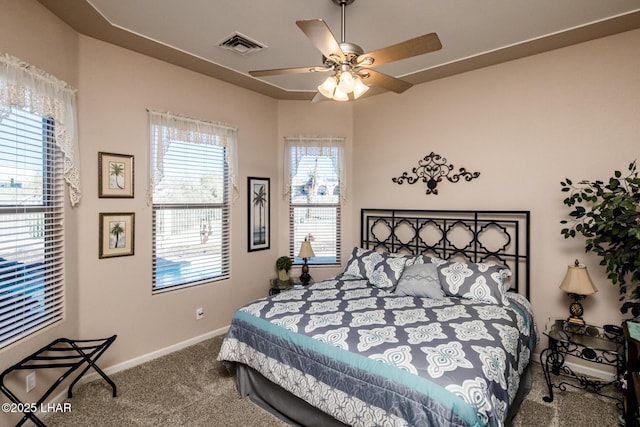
[0, 53, 79, 350]
[0, 108, 64, 348]
[149, 111, 237, 293]
[286, 137, 344, 265]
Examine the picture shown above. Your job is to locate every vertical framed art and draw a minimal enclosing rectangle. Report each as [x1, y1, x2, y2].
[248, 177, 270, 252]
[99, 212, 135, 258]
[98, 152, 134, 198]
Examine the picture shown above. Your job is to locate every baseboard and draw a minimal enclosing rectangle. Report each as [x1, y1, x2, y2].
[88, 325, 230, 381]
[33, 326, 229, 425]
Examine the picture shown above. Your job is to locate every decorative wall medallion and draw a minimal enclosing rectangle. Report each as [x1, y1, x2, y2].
[392, 152, 480, 195]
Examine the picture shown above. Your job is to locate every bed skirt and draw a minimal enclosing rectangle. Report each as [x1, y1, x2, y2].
[235, 362, 533, 427]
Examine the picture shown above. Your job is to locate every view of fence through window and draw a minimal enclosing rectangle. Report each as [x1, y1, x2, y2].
[152, 139, 229, 291]
[290, 154, 340, 265]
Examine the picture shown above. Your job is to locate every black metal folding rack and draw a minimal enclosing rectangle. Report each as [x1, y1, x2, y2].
[0, 335, 117, 427]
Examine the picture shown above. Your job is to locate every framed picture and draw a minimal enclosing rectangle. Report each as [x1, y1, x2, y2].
[99, 212, 135, 258]
[98, 152, 134, 198]
[248, 177, 270, 252]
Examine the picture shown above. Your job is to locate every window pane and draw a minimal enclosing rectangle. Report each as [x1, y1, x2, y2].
[290, 155, 339, 205]
[0, 108, 64, 349]
[153, 206, 227, 288]
[0, 109, 46, 206]
[151, 127, 230, 292]
[153, 141, 225, 205]
[289, 146, 342, 266]
[291, 205, 340, 265]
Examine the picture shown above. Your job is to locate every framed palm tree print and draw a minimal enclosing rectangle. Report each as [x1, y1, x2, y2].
[98, 152, 134, 198]
[248, 177, 270, 252]
[99, 212, 135, 258]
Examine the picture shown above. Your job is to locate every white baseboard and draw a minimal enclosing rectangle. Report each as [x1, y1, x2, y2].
[32, 326, 229, 425]
[86, 326, 230, 382]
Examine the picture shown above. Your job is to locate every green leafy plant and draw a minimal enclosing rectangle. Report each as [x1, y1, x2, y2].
[276, 256, 293, 272]
[560, 161, 640, 317]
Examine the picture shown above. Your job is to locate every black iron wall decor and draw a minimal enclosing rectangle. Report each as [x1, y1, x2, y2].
[392, 152, 480, 195]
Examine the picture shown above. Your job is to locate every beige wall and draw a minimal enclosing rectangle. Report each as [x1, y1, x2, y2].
[0, 0, 81, 420]
[0, 0, 281, 378]
[351, 29, 640, 330]
[74, 35, 279, 363]
[276, 101, 355, 281]
[1, 2, 639, 412]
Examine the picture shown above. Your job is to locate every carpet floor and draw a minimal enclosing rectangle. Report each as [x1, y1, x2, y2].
[42, 335, 622, 426]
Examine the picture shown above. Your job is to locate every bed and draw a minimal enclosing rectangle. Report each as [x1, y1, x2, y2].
[218, 209, 537, 427]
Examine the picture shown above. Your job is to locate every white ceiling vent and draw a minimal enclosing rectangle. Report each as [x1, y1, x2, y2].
[218, 32, 266, 56]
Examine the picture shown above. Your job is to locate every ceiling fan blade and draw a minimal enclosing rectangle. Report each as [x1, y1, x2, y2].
[357, 33, 442, 67]
[363, 69, 413, 93]
[296, 19, 345, 63]
[249, 66, 330, 77]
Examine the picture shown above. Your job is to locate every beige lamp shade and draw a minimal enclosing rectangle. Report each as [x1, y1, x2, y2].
[298, 241, 315, 259]
[559, 260, 598, 296]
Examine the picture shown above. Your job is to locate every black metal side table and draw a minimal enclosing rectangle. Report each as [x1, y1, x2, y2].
[540, 318, 624, 409]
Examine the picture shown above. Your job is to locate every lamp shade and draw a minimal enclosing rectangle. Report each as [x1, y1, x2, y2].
[298, 241, 315, 259]
[352, 78, 370, 99]
[559, 260, 598, 296]
[318, 76, 337, 98]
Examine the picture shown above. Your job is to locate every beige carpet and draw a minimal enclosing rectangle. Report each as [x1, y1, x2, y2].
[42, 335, 622, 426]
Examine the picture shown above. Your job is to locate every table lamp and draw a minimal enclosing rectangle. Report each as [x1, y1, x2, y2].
[559, 259, 598, 326]
[298, 239, 315, 286]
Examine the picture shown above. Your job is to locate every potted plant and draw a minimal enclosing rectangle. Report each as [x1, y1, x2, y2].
[560, 160, 640, 317]
[276, 256, 293, 282]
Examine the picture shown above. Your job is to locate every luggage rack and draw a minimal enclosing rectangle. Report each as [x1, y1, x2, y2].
[0, 335, 117, 427]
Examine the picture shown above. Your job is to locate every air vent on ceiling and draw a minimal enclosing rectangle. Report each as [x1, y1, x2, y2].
[218, 32, 266, 56]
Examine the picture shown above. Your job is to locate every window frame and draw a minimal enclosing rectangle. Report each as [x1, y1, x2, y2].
[0, 108, 65, 349]
[285, 137, 344, 267]
[149, 111, 235, 294]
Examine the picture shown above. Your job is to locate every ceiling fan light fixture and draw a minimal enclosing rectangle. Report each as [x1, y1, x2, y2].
[318, 76, 338, 98]
[337, 70, 355, 93]
[352, 77, 370, 99]
[250, 0, 441, 102]
[332, 87, 349, 101]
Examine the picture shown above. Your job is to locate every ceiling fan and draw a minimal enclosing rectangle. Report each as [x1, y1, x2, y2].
[249, 0, 442, 102]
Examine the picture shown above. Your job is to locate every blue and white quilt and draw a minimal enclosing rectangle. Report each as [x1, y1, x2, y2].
[218, 277, 537, 427]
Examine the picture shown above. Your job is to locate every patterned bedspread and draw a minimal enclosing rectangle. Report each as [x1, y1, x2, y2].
[217, 277, 537, 427]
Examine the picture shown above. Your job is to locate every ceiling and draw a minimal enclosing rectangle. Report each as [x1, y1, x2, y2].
[38, 0, 640, 101]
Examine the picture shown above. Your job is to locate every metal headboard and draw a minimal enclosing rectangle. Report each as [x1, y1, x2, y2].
[360, 209, 530, 299]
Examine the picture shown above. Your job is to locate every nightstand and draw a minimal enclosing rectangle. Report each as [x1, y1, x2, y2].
[540, 318, 624, 410]
[268, 277, 313, 295]
[624, 321, 640, 426]
[269, 278, 292, 295]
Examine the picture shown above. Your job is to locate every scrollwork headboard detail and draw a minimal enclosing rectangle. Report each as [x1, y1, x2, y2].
[360, 209, 530, 299]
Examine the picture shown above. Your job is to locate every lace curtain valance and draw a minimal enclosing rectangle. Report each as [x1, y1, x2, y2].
[0, 52, 81, 206]
[284, 136, 346, 201]
[147, 109, 238, 204]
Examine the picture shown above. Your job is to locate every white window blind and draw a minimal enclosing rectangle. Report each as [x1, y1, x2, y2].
[286, 137, 344, 265]
[149, 111, 235, 292]
[0, 107, 65, 349]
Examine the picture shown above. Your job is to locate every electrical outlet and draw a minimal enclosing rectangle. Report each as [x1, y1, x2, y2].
[26, 372, 36, 393]
[196, 307, 204, 320]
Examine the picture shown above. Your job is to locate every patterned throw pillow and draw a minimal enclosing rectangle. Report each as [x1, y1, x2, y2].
[410, 255, 447, 266]
[341, 247, 408, 290]
[394, 263, 444, 299]
[436, 261, 512, 305]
